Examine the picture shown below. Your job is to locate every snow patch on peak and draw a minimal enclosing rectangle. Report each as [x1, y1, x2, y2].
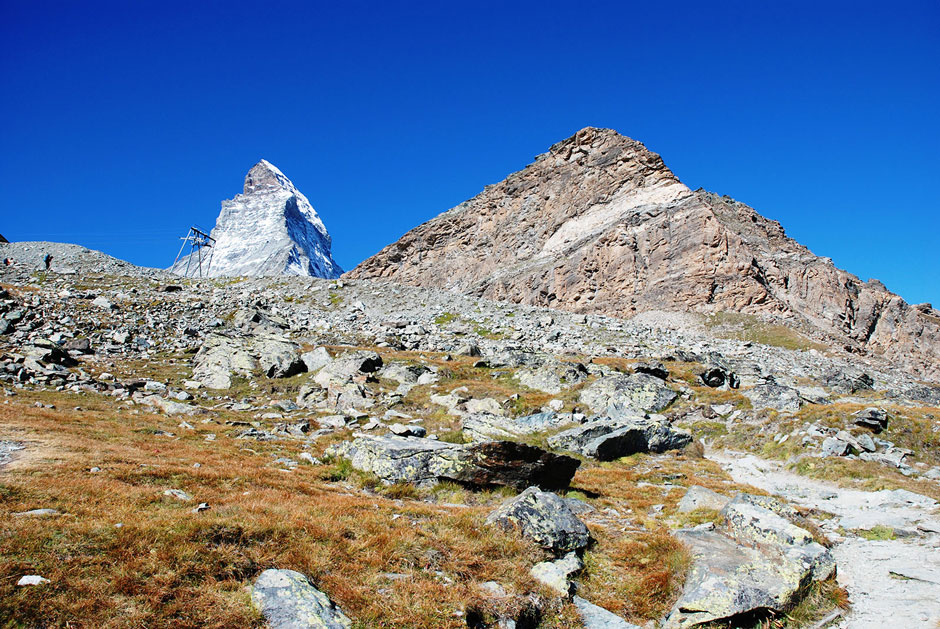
[171, 161, 342, 279]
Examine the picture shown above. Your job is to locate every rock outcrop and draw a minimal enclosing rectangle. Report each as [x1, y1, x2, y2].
[348, 127, 940, 381]
[327, 435, 580, 490]
[172, 160, 342, 278]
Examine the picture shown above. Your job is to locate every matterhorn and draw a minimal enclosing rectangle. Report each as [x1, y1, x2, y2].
[171, 160, 342, 278]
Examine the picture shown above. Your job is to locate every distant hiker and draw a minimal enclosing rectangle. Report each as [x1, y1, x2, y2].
[43, 253, 52, 270]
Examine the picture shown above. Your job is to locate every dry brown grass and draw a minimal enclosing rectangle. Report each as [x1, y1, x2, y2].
[0, 391, 557, 628]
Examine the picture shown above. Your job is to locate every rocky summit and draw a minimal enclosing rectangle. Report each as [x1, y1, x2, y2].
[171, 159, 342, 279]
[349, 127, 940, 382]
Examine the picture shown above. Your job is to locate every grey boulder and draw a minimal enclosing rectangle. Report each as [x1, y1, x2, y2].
[666, 494, 834, 628]
[743, 380, 802, 413]
[328, 436, 579, 490]
[547, 415, 691, 461]
[676, 485, 731, 513]
[486, 487, 591, 553]
[314, 351, 382, 386]
[573, 596, 642, 628]
[515, 361, 588, 394]
[854, 407, 889, 433]
[579, 373, 678, 414]
[251, 569, 351, 628]
[461, 411, 574, 443]
[193, 332, 305, 389]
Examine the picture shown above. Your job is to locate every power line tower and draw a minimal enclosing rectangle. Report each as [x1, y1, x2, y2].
[173, 226, 216, 278]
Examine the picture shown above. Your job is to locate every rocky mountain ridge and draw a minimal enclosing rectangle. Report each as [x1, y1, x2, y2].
[349, 127, 940, 382]
[171, 159, 342, 279]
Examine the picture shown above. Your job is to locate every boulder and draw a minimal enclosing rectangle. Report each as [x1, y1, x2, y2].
[328, 436, 579, 490]
[854, 407, 889, 433]
[516, 361, 588, 394]
[486, 487, 591, 553]
[380, 362, 431, 384]
[677, 486, 731, 513]
[743, 380, 801, 413]
[530, 552, 583, 596]
[314, 351, 382, 386]
[388, 423, 426, 438]
[462, 411, 574, 443]
[821, 436, 849, 457]
[300, 347, 332, 373]
[633, 360, 669, 380]
[192, 334, 260, 389]
[255, 334, 307, 378]
[63, 337, 92, 354]
[547, 416, 691, 461]
[464, 397, 505, 416]
[666, 494, 834, 628]
[251, 569, 351, 629]
[580, 373, 678, 414]
[573, 596, 642, 629]
[698, 366, 739, 389]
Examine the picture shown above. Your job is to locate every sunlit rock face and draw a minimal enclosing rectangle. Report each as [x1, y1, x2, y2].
[349, 127, 940, 381]
[171, 160, 342, 279]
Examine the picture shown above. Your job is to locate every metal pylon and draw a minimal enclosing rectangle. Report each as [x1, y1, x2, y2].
[173, 226, 216, 278]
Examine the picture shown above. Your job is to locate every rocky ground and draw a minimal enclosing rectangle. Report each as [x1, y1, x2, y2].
[1, 256, 938, 628]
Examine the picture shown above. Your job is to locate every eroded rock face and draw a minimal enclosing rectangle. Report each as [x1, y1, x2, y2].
[251, 569, 351, 629]
[349, 127, 940, 382]
[327, 436, 580, 490]
[171, 160, 342, 279]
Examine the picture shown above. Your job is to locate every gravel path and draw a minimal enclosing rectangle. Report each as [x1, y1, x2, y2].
[709, 451, 940, 629]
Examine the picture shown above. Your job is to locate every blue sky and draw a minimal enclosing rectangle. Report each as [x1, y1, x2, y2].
[2, 1, 938, 305]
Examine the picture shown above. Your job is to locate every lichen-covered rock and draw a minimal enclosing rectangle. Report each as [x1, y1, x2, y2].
[676, 486, 731, 513]
[256, 334, 308, 378]
[743, 380, 801, 413]
[573, 596, 642, 628]
[665, 494, 834, 628]
[314, 351, 383, 386]
[547, 416, 691, 460]
[530, 552, 583, 596]
[486, 487, 591, 553]
[251, 568, 351, 628]
[327, 436, 579, 490]
[461, 412, 575, 443]
[192, 334, 257, 389]
[579, 373, 678, 414]
[515, 361, 588, 394]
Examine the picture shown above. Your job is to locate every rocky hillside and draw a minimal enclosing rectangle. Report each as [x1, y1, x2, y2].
[171, 160, 342, 279]
[348, 128, 940, 382]
[2, 258, 940, 627]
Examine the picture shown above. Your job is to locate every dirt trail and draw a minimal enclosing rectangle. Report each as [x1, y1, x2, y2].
[709, 451, 940, 629]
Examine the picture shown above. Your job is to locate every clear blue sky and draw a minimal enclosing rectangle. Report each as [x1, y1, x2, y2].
[2, 1, 938, 305]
